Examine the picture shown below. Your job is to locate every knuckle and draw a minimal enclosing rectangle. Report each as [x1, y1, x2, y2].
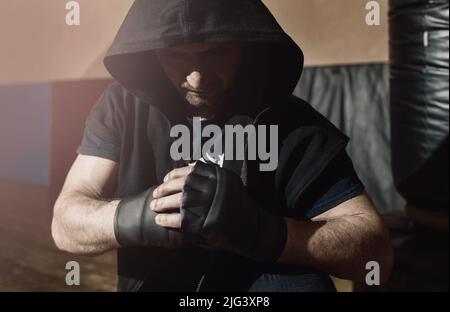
[166, 171, 175, 181]
[168, 179, 177, 189]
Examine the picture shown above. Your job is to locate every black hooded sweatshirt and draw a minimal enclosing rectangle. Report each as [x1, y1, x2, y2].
[77, 0, 364, 292]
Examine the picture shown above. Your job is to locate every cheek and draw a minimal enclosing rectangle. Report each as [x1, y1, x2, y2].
[217, 53, 241, 88]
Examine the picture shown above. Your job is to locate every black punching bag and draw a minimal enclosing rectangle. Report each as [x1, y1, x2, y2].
[389, 0, 449, 221]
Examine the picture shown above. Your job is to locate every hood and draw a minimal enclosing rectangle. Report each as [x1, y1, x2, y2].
[104, 0, 304, 123]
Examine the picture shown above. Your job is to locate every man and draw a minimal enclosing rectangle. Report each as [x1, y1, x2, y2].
[51, 0, 393, 292]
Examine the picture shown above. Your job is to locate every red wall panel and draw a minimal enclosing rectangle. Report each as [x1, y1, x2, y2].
[49, 79, 112, 204]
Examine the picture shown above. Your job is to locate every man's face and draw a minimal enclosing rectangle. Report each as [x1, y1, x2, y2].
[155, 42, 242, 114]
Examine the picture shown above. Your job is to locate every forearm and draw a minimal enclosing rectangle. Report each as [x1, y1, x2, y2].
[153, 163, 394, 282]
[52, 191, 120, 256]
[278, 213, 393, 283]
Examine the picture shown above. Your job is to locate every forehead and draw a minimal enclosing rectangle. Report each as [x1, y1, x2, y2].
[163, 42, 239, 53]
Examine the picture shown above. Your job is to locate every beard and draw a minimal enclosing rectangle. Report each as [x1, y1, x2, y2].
[181, 80, 224, 108]
[184, 91, 214, 107]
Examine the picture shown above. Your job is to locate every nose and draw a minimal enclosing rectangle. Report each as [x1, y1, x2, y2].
[186, 71, 202, 89]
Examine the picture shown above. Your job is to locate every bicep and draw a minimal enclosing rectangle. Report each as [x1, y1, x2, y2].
[312, 192, 379, 221]
[292, 150, 365, 219]
[60, 155, 118, 200]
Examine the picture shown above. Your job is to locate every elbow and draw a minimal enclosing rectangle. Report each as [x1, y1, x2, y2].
[51, 219, 66, 252]
[51, 217, 96, 256]
[362, 226, 395, 285]
[51, 204, 108, 257]
[375, 218, 395, 285]
[51, 205, 86, 255]
[361, 209, 395, 285]
[51, 196, 71, 253]
[378, 238, 395, 285]
[51, 211, 73, 254]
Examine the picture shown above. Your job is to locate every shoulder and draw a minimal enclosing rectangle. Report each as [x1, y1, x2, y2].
[266, 96, 352, 212]
[92, 81, 161, 125]
[98, 81, 140, 111]
[91, 82, 129, 117]
[282, 95, 343, 133]
[259, 95, 349, 147]
[298, 149, 365, 219]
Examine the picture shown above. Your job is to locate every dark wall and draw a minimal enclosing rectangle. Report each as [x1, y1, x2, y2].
[295, 64, 405, 214]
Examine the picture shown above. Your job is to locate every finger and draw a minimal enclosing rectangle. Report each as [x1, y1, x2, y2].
[155, 213, 182, 229]
[150, 193, 183, 212]
[163, 166, 194, 182]
[153, 178, 186, 198]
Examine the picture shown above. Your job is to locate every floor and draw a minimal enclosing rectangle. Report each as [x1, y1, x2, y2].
[0, 180, 116, 291]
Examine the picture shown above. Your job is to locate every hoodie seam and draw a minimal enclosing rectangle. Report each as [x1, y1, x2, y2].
[105, 31, 292, 56]
[183, 0, 191, 38]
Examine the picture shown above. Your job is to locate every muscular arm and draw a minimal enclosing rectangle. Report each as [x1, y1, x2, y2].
[278, 193, 394, 283]
[152, 165, 394, 284]
[51, 155, 120, 256]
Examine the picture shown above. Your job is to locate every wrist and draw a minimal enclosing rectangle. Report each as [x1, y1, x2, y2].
[108, 199, 122, 248]
[114, 187, 155, 247]
[114, 186, 198, 249]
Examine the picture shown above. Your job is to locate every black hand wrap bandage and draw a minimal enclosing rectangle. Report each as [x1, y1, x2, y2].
[181, 162, 288, 262]
[114, 186, 196, 248]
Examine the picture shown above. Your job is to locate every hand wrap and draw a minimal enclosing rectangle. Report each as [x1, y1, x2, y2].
[181, 162, 287, 262]
[114, 186, 197, 248]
